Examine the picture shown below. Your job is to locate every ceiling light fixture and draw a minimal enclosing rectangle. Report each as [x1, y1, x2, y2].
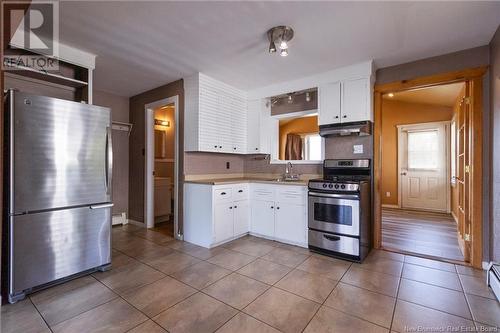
[267, 26, 294, 57]
[305, 92, 311, 102]
[387, 93, 394, 98]
[287, 94, 294, 104]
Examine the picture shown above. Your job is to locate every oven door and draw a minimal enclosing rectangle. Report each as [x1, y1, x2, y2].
[308, 191, 360, 236]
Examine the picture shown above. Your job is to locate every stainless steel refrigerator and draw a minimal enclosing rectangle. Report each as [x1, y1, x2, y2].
[3, 90, 113, 303]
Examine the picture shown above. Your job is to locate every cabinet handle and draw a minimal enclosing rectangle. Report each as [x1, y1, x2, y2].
[229, 206, 233, 209]
[219, 146, 222, 148]
[271, 206, 274, 209]
[335, 116, 339, 119]
[276, 207, 280, 210]
[343, 115, 347, 118]
[234, 205, 237, 208]
[214, 145, 218, 148]
[255, 148, 258, 151]
[233, 147, 236, 150]
[238, 190, 243, 193]
[220, 192, 226, 195]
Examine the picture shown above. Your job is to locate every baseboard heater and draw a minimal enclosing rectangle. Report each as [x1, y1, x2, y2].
[487, 263, 500, 301]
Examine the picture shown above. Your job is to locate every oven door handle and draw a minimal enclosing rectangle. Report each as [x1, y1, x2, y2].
[308, 191, 359, 200]
[323, 234, 341, 242]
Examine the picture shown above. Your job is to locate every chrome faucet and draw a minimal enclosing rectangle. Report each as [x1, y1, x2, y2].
[285, 162, 293, 177]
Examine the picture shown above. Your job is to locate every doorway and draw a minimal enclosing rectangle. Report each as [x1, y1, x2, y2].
[144, 96, 180, 238]
[377, 80, 476, 263]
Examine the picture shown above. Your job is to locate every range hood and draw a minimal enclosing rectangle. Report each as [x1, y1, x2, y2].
[319, 121, 372, 137]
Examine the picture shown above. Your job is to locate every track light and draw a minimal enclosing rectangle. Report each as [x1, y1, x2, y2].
[280, 48, 289, 57]
[305, 92, 311, 102]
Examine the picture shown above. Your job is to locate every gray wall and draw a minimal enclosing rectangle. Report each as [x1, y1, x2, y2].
[377, 45, 491, 262]
[93, 90, 130, 216]
[490, 25, 500, 262]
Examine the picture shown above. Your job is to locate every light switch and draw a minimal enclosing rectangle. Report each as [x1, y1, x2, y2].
[386, 192, 391, 197]
[353, 145, 364, 154]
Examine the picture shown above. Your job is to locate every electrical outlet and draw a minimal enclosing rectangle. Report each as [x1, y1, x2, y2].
[353, 145, 363, 154]
[386, 192, 391, 197]
[226, 162, 230, 169]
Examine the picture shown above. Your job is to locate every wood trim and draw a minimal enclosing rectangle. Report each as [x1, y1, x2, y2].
[470, 77, 483, 268]
[374, 67, 485, 268]
[373, 91, 383, 249]
[375, 66, 488, 93]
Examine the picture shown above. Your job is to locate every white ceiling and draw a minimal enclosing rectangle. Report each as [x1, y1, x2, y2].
[59, 1, 500, 97]
[383, 82, 465, 107]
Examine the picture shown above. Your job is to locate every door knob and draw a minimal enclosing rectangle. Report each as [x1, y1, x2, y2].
[400, 172, 407, 176]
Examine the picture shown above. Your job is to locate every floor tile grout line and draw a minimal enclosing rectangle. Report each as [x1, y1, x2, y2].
[388, 268, 403, 332]
[27, 295, 55, 333]
[299, 261, 354, 332]
[457, 271, 477, 323]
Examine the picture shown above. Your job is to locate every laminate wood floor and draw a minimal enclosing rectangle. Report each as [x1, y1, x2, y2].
[382, 208, 464, 262]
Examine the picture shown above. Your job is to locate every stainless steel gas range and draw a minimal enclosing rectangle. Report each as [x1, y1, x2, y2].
[308, 159, 372, 262]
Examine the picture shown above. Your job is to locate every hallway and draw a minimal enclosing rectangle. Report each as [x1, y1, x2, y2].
[382, 208, 464, 262]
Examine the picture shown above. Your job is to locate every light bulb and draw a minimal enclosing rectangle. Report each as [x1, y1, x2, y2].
[280, 40, 288, 49]
[287, 95, 293, 104]
[388, 93, 394, 98]
[280, 48, 289, 57]
[269, 41, 276, 53]
[305, 92, 311, 102]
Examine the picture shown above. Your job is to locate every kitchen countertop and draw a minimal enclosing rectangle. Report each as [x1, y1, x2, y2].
[184, 177, 309, 186]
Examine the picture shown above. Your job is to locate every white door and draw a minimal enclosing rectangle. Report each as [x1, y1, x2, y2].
[275, 202, 306, 245]
[233, 200, 250, 236]
[214, 203, 234, 243]
[319, 81, 341, 125]
[399, 122, 449, 212]
[250, 200, 275, 237]
[342, 78, 368, 123]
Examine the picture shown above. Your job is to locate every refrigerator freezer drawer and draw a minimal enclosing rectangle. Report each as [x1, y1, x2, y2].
[9, 205, 111, 297]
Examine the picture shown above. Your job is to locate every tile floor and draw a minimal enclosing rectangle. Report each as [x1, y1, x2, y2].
[1, 224, 499, 333]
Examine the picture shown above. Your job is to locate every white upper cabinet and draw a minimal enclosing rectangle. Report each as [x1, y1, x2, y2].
[342, 78, 369, 123]
[185, 73, 247, 153]
[318, 81, 341, 125]
[318, 77, 371, 125]
[246, 99, 261, 153]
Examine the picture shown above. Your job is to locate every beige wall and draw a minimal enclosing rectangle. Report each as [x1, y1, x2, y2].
[381, 100, 453, 206]
[278, 116, 319, 160]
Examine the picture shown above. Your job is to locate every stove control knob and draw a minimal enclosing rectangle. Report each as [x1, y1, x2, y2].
[322, 184, 327, 188]
[334, 184, 339, 189]
[328, 184, 333, 189]
[340, 184, 346, 190]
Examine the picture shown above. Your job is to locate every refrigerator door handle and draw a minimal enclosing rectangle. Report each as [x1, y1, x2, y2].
[105, 126, 113, 195]
[90, 203, 114, 209]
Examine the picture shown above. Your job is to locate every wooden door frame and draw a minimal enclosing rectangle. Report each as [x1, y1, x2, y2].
[373, 66, 487, 268]
[396, 121, 451, 213]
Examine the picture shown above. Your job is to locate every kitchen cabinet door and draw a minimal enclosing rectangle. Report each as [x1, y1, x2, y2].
[199, 87, 221, 152]
[233, 200, 250, 236]
[250, 200, 275, 238]
[247, 99, 261, 153]
[214, 203, 234, 243]
[342, 78, 369, 123]
[318, 81, 341, 125]
[275, 202, 307, 245]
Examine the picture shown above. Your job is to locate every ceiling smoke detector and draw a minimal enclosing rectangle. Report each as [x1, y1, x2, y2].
[267, 26, 294, 57]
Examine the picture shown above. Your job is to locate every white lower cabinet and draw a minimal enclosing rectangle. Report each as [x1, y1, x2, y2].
[233, 200, 250, 237]
[214, 203, 234, 243]
[184, 182, 307, 248]
[250, 200, 275, 238]
[274, 202, 307, 245]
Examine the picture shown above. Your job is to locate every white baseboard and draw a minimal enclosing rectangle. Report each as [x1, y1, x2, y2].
[381, 204, 400, 209]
